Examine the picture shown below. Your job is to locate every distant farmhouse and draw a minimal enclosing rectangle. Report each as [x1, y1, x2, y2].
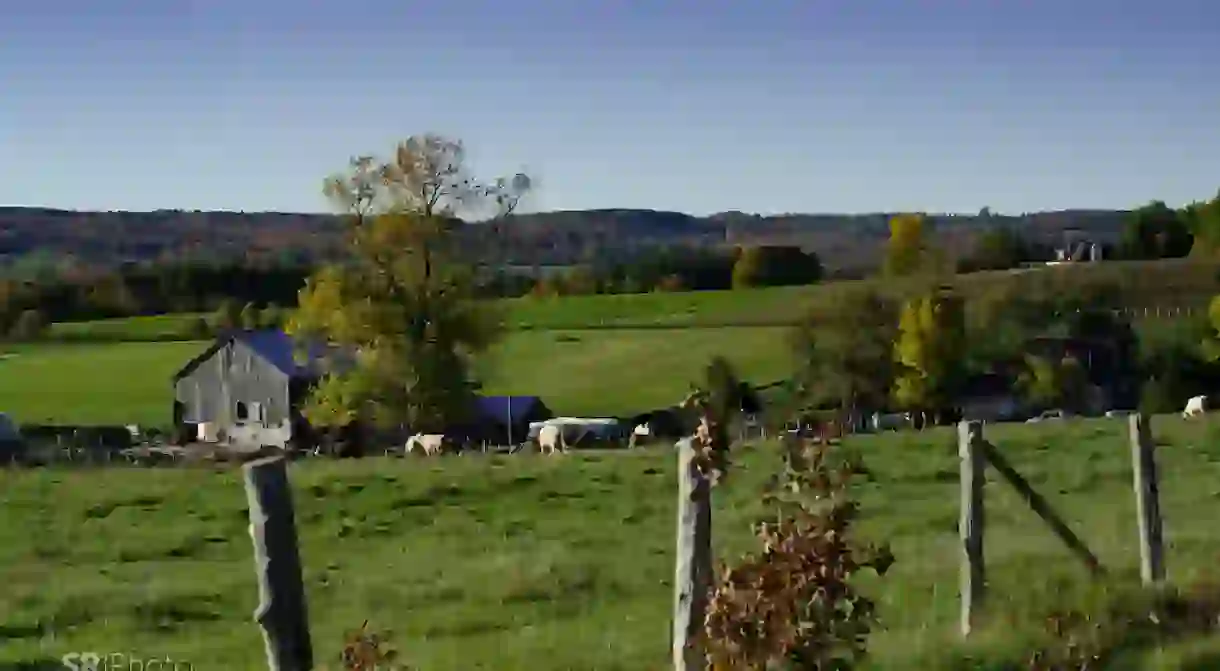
[172, 329, 550, 451]
[1046, 228, 1103, 265]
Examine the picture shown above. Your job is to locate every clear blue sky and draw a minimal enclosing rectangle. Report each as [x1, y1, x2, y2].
[3, 0, 1218, 215]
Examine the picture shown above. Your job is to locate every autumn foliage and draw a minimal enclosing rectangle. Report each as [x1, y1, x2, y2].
[339, 621, 409, 670]
[702, 435, 894, 669]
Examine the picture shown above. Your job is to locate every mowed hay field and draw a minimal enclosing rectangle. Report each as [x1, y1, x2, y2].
[0, 328, 794, 425]
[4, 418, 1220, 669]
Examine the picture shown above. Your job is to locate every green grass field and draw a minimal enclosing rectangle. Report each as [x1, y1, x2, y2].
[46, 259, 1219, 343]
[10, 298, 1206, 428]
[0, 328, 795, 425]
[3, 417, 1220, 669]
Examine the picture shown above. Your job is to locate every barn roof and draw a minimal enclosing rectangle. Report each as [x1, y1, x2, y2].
[474, 396, 546, 422]
[172, 329, 354, 381]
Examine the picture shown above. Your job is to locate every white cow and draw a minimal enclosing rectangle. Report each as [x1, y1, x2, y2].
[1183, 395, 1208, 419]
[537, 424, 566, 455]
[628, 423, 651, 449]
[405, 433, 450, 456]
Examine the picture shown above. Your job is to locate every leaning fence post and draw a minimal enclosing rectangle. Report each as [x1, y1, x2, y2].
[671, 437, 713, 670]
[1128, 413, 1165, 585]
[958, 420, 986, 637]
[243, 456, 313, 671]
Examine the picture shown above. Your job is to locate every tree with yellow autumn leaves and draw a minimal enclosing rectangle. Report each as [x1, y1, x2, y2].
[882, 213, 928, 277]
[891, 288, 966, 424]
[287, 134, 531, 433]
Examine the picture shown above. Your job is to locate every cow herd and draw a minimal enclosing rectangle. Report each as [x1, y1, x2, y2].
[400, 415, 693, 458]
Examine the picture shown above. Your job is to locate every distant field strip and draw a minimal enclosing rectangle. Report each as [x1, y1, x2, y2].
[0, 328, 794, 425]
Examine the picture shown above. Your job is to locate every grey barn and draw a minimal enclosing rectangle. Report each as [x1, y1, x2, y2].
[172, 329, 352, 449]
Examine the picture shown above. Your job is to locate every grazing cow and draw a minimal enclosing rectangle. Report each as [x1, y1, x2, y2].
[1183, 395, 1208, 419]
[537, 424, 566, 455]
[405, 433, 451, 456]
[628, 423, 650, 449]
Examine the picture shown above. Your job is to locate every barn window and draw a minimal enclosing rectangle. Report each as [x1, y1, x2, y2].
[250, 401, 265, 424]
[235, 401, 249, 421]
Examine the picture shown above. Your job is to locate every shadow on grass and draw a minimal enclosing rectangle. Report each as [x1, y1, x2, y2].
[1181, 652, 1220, 671]
[960, 580, 1220, 670]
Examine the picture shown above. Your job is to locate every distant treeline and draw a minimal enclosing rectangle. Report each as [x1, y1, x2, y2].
[0, 246, 826, 337]
[1, 203, 1218, 343]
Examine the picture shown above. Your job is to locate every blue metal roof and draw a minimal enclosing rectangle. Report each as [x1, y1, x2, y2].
[234, 329, 350, 378]
[474, 395, 543, 422]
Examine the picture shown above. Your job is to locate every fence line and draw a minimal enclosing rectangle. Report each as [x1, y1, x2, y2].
[231, 417, 1171, 668]
[957, 413, 1164, 637]
[1113, 305, 1198, 319]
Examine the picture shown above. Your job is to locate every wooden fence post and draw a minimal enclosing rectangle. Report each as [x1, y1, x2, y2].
[1128, 413, 1165, 585]
[672, 437, 713, 670]
[243, 456, 313, 671]
[958, 421, 986, 638]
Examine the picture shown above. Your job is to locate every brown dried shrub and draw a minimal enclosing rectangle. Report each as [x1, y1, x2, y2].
[339, 621, 410, 671]
[702, 434, 894, 670]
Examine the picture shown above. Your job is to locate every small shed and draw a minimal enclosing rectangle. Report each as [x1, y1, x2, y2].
[467, 395, 553, 446]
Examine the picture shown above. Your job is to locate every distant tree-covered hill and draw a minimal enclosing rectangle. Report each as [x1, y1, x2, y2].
[0, 205, 1131, 275]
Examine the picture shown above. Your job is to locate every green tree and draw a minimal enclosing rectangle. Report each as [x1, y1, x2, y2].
[1186, 190, 1220, 257]
[965, 280, 1053, 367]
[731, 246, 765, 289]
[211, 299, 242, 331]
[791, 288, 896, 424]
[891, 290, 966, 422]
[1119, 200, 1193, 259]
[287, 134, 530, 432]
[1019, 355, 1060, 409]
[732, 245, 822, 289]
[1018, 354, 1089, 412]
[1201, 294, 1220, 362]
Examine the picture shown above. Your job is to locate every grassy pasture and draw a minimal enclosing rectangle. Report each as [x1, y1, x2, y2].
[0, 328, 795, 426]
[10, 312, 1208, 428]
[47, 258, 1220, 343]
[3, 417, 1220, 669]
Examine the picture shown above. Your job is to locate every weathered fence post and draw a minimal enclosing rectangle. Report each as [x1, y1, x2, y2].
[672, 437, 713, 670]
[243, 456, 313, 671]
[958, 421, 986, 638]
[1128, 413, 1165, 585]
